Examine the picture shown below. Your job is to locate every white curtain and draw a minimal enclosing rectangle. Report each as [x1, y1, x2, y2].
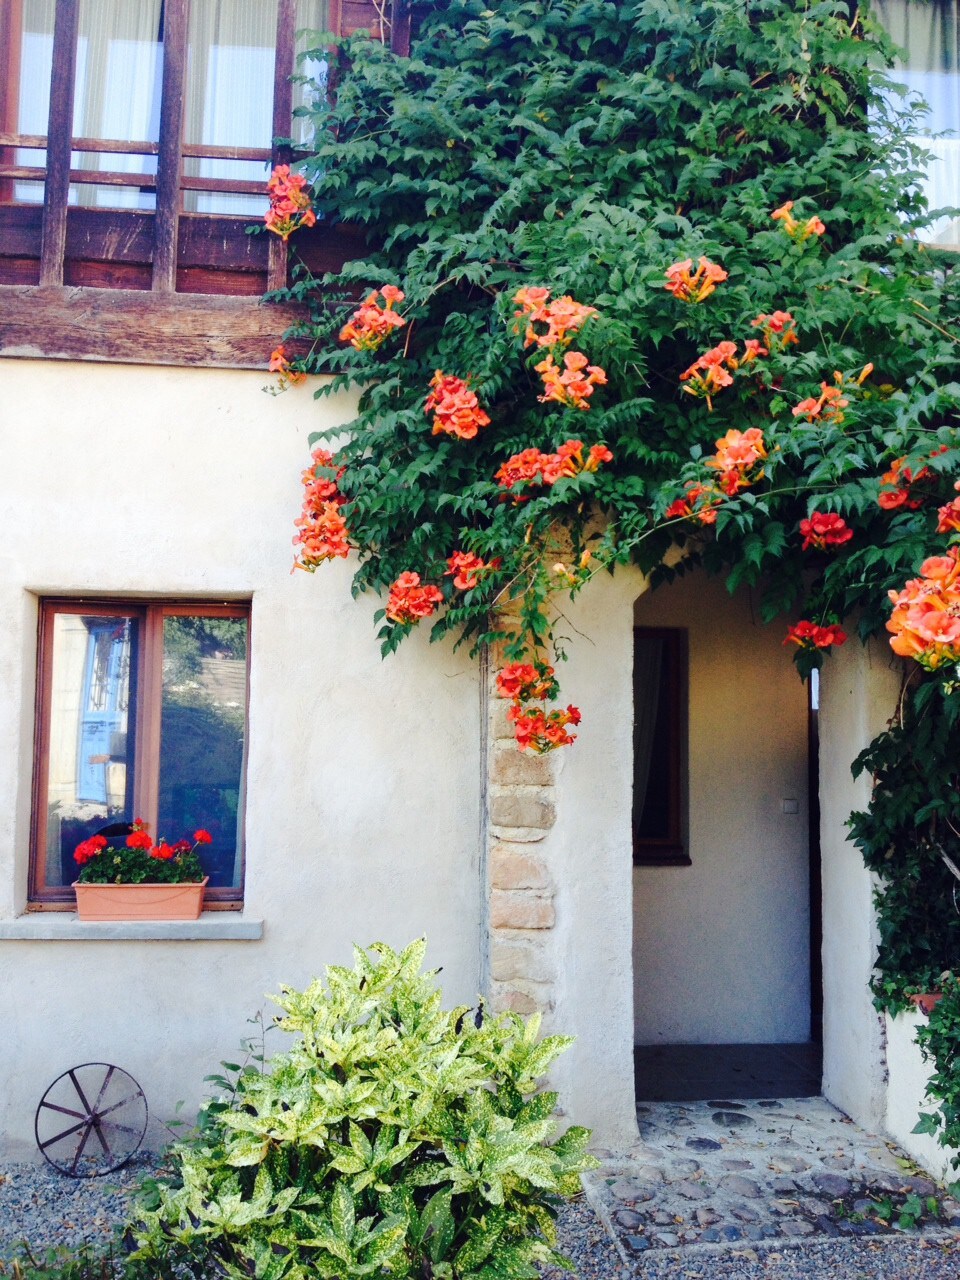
[875, 0, 960, 244]
[185, 0, 328, 216]
[72, 0, 163, 208]
[16, 0, 57, 202]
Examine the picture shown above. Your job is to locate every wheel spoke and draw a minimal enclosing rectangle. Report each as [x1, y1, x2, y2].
[37, 1100, 87, 1121]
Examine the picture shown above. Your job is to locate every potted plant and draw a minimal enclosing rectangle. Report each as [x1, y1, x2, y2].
[72, 819, 211, 920]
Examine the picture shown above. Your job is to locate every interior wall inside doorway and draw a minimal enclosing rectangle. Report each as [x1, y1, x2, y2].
[633, 573, 811, 1044]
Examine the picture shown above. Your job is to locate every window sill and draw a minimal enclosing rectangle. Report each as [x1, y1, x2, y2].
[0, 913, 263, 941]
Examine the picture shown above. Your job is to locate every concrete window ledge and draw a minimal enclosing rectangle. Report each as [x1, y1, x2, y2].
[0, 914, 264, 941]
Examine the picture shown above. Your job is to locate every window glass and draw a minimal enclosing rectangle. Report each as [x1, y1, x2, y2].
[70, 0, 163, 210]
[41, 611, 138, 889]
[875, 0, 960, 245]
[633, 628, 688, 865]
[13, 0, 56, 203]
[33, 601, 249, 903]
[183, 0, 328, 216]
[158, 615, 248, 890]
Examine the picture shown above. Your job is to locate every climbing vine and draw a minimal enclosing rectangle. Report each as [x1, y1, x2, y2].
[272, 0, 960, 992]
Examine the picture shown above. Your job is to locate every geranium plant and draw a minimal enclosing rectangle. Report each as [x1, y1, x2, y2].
[73, 819, 211, 885]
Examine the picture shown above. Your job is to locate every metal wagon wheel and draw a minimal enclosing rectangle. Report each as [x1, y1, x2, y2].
[35, 1062, 148, 1177]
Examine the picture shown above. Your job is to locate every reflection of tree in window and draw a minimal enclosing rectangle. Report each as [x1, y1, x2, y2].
[159, 616, 247, 889]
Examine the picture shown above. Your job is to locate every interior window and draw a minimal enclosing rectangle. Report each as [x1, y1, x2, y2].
[633, 628, 689, 866]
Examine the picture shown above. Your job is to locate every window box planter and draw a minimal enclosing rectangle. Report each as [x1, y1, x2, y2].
[74, 879, 208, 922]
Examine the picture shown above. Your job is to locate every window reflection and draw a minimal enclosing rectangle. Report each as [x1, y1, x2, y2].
[44, 613, 137, 886]
[158, 616, 247, 889]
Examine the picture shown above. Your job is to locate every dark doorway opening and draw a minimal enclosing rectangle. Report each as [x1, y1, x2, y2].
[634, 1042, 821, 1102]
[634, 679, 823, 1103]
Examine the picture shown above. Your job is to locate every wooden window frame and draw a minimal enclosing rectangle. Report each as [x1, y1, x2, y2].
[633, 626, 689, 867]
[0, 0, 406, 367]
[30, 597, 251, 911]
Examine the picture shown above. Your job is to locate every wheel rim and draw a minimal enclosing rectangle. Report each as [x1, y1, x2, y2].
[35, 1062, 148, 1177]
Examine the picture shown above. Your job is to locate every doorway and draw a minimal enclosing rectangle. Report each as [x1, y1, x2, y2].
[632, 574, 821, 1101]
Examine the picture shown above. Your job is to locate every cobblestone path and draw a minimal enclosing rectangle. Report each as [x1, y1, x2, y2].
[584, 1097, 960, 1259]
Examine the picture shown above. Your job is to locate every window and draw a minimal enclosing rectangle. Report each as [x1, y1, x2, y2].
[0, 0, 341, 294]
[633, 628, 688, 866]
[874, 0, 960, 246]
[31, 600, 250, 909]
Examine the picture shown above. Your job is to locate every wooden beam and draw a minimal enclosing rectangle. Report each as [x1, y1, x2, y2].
[267, 0, 296, 292]
[0, 284, 311, 368]
[390, 0, 412, 57]
[39, 0, 80, 286]
[153, 0, 188, 292]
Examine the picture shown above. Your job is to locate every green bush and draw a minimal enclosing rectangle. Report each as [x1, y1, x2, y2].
[913, 974, 960, 1179]
[130, 940, 596, 1280]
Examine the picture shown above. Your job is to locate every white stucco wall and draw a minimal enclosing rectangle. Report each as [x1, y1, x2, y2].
[632, 573, 811, 1045]
[818, 637, 902, 1131]
[0, 359, 483, 1156]
[885, 1009, 960, 1181]
[530, 568, 645, 1152]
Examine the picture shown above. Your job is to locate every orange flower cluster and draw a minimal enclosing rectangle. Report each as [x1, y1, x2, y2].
[265, 164, 316, 240]
[879, 457, 924, 510]
[510, 704, 582, 752]
[495, 661, 581, 752]
[293, 446, 350, 570]
[938, 481, 960, 533]
[514, 287, 598, 349]
[386, 571, 444, 625]
[269, 344, 305, 390]
[783, 621, 847, 651]
[680, 340, 741, 409]
[751, 310, 799, 350]
[338, 286, 406, 352]
[664, 257, 728, 303]
[446, 551, 498, 590]
[792, 376, 849, 424]
[799, 511, 853, 552]
[535, 351, 608, 410]
[771, 201, 826, 241]
[495, 439, 613, 491]
[887, 549, 960, 670]
[425, 371, 491, 439]
[705, 427, 768, 495]
[664, 482, 723, 526]
[878, 446, 948, 510]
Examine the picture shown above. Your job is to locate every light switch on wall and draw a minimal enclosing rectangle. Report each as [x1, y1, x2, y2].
[781, 798, 800, 814]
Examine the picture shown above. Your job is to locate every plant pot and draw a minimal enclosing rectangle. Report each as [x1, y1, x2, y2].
[908, 992, 943, 1016]
[74, 878, 208, 921]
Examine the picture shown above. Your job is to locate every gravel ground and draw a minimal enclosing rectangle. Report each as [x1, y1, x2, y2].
[539, 1198, 960, 1280]
[0, 1155, 162, 1263]
[3, 1160, 960, 1279]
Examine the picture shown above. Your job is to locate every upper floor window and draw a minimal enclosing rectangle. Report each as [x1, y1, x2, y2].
[875, 0, 960, 246]
[0, 0, 374, 295]
[31, 599, 250, 909]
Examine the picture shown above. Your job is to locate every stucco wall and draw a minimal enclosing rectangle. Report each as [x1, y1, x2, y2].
[818, 637, 901, 1131]
[632, 573, 812, 1045]
[885, 1009, 959, 1181]
[0, 360, 483, 1156]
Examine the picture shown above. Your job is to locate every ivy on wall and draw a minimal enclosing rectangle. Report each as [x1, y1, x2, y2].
[274, 0, 960, 1004]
